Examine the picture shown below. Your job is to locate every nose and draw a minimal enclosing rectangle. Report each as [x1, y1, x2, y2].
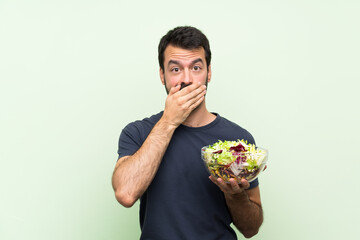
[183, 68, 193, 84]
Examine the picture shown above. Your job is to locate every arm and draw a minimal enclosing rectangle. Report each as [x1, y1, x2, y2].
[112, 118, 177, 207]
[209, 177, 263, 238]
[112, 82, 206, 208]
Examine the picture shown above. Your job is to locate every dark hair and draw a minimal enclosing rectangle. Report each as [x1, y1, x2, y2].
[158, 26, 211, 71]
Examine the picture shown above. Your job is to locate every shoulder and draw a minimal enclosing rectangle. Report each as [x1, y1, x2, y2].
[122, 111, 163, 139]
[125, 111, 163, 129]
[117, 112, 163, 158]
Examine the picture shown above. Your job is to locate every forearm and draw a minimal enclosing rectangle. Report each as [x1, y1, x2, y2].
[225, 191, 263, 238]
[113, 83, 207, 207]
[112, 117, 176, 207]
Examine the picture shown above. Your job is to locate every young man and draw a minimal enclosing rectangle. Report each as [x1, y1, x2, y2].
[112, 26, 263, 239]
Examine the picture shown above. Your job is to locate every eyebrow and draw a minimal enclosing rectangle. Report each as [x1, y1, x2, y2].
[191, 58, 204, 65]
[167, 58, 204, 67]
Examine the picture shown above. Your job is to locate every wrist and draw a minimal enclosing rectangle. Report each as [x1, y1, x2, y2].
[225, 190, 249, 202]
[159, 114, 180, 130]
[158, 115, 178, 132]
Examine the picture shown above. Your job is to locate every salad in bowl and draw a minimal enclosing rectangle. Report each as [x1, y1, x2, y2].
[201, 140, 268, 183]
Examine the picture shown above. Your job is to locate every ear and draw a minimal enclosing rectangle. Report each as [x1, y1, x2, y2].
[207, 65, 212, 83]
[159, 68, 165, 85]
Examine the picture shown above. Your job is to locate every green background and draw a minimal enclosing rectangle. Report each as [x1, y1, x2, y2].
[1, 0, 359, 239]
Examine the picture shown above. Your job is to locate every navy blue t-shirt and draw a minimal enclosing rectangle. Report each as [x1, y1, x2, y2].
[118, 112, 259, 240]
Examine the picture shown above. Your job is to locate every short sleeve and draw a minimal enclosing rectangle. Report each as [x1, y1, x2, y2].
[248, 136, 259, 189]
[117, 122, 143, 160]
[240, 131, 259, 189]
[248, 178, 259, 189]
[244, 132, 259, 189]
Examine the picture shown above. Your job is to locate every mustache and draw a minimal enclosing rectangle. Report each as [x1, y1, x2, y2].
[180, 82, 191, 90]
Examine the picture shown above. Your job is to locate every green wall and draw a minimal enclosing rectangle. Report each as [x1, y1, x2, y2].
[1, 0, 359, 239]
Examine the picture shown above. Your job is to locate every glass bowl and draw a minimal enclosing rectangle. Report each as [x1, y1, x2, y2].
[201, 145, 268, 183]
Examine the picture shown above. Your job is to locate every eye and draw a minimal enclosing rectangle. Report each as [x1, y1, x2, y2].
[171, 67, 180, 72]
[193, 66, 201, 71]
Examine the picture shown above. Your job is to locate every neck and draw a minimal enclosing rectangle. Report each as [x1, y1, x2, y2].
[182, 101, 216, 128]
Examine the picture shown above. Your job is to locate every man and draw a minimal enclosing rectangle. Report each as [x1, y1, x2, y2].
[112, 26, 263, 239]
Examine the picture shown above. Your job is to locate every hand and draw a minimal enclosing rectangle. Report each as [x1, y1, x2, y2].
[209, 176, 250, 196]
[162, 82, 206, 127]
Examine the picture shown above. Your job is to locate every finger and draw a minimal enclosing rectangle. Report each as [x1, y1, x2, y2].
[182, 81, 203, 92]
[240, 178, 250, 189]
[178, 82, 205, 98]
[182, 84, 206, 101]
[209, 176, 243, 194]
[188, 94, 205, 111]
[209, 175, 221, 185]
[209, 176, 223, 187]
[209, 176, 218, 185]
[209, 176, 226, 190]
[229, 178, 241, 192]
[191, 85, 207, 100]
[185, 89, 206, 110]
[169, 84, 181, 95]
[216, 177, 232, 191]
